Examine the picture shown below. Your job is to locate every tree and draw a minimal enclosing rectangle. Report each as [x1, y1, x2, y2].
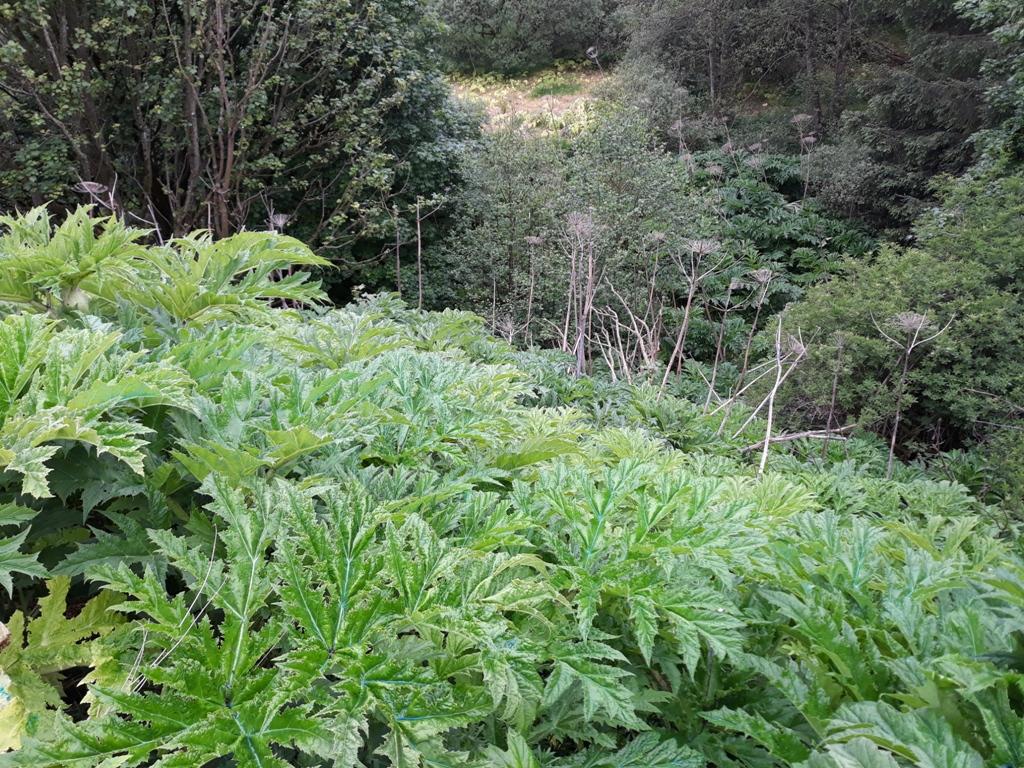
[776, 171, 1024, 453]
[956, 0, 1024, 165]
[0, 0, 475, 251]
[429, 0, 622, 73]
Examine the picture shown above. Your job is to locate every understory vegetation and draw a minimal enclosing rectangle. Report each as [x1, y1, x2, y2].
[0, 212, 1023, 768]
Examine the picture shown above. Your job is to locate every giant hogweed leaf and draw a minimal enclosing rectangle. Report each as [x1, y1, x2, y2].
[53, 511, 168, 580]
[2, 479, 346, 767]
[0, 578, 122, 751]
[480, 640, 545, 732]
[826, 739, 902, 768]
[970, 685, 1024, 768]
[117, 231, 329, 324]
[0, 207, 146, 311]
[703, 707, 812, 763]
[172, 368, 385, 482]
[280, 309, 408, 367]
[659, 588, 746, 674]
[387, 515, 463, 616]
[825, 701, 983, 768]
[541, 640, 645, 728]
[737, 654, 835, 737]
[798, 739, 902, 768]
[486, 730, 543, 768]
[0, 314, 51, 422]
[0, 316, 193, 496]
[0, 504, 37, 526]
[552, 733, 706, 767]
[494, 434, 583, 471]
[0, 529, 46, 594]
[274, 484, 386, 652]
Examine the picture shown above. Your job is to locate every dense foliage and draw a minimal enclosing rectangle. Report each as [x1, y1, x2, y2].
[607, 0, 999, 229]
[0, 0, 475, 250]
[428, 0, 621, 73]
[2, 1, 1024, 762]
[776, 171, 1024, 456]
[430, 109, 870, 391]
[1, 210, 1023, 767]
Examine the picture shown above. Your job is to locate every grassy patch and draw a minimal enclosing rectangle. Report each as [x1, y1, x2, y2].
[530, 81, 583, 98]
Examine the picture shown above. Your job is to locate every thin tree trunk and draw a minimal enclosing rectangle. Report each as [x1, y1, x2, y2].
[821, 340, 843, 461]
[416, 197, 424, 310]
[887, 348, 912, 479]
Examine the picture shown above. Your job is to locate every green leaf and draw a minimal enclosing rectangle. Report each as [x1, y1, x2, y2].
[0, 529, 46, 595]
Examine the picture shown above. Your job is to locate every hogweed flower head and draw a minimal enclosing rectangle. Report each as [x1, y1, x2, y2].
[889, 311, 932, 334]
[687, 239, 721, 256]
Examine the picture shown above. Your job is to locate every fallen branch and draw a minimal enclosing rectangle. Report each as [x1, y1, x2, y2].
[741, 425, 857, 454]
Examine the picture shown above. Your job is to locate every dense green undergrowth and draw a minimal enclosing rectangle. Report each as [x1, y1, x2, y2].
[0, 209, 1023, 767]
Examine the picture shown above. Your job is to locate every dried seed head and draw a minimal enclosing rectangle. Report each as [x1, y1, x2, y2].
[791, 113, 813, 124]
[784, 334, 807, 357]
[744, 156, 765, 169]
[705, 164, 724, 177]
[800, 134, 817, 147]
[889, 311, 932, 334]
[268, 213, 291, 231]
[74, 181, 108, 195]
[524, 236, 545, 246]
[750, 268, 773, 285]
[720, 140, 735, 155]
[687, 239, 722, 255]
[650, 231, 667, 242]
[566, 211, 594, 238]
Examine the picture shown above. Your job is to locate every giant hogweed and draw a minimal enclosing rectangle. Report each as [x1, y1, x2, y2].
[0, 578, 123, 751]
[702, 509, 1024, 767]
[0, 314, 192, 590]
[0, 442, 802, 766]
[0, 478, 565, 766]
[0, 207, 328, 330]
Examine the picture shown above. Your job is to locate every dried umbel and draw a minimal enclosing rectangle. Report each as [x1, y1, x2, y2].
[744, 156, 765, 169]
[524, 236, 545, 247]
[74, 181, 109, 196]
[889, 311, 932, 334]
[268, 213, 291, 231]
[783, 333, 807, 357]
[800, 135, 817, 148]
[705, 164, 724, 177]
[650, 231, 667, 243]
[566, 211, 595, 238]
[750, 268, 773, 285]
[791, 113, 813, 125]
[687, 239, 722, 256]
